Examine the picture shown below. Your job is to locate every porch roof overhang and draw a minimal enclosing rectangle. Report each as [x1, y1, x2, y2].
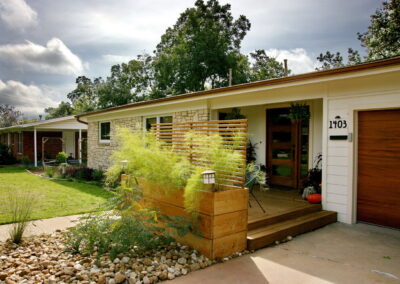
[0, 116, 87, 134]
[76, 56, 400, 122]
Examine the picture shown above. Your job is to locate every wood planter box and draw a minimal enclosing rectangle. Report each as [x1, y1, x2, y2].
[141, 180, 248, 259]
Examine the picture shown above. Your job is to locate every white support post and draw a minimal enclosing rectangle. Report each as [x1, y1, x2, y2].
[78, 129, 82, 164]
[34, 127, 37, 167]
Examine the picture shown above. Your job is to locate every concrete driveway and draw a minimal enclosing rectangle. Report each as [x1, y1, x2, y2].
[168, 223, 400, 284]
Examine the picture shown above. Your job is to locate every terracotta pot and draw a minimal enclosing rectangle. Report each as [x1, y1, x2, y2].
[307, 193, 322, 204]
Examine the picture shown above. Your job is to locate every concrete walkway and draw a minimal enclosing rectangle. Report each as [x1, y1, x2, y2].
[0, 214, 83, 242]
[169, 223, 400, 284]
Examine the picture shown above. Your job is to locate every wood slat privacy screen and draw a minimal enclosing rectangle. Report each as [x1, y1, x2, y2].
[151, 119, 248, 188]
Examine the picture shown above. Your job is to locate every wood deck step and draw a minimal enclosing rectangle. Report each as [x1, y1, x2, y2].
[248, 204, 322, 230]
[247, 210, 337, 250]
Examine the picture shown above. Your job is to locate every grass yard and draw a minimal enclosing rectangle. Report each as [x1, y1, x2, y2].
[0, 167, 114, 224]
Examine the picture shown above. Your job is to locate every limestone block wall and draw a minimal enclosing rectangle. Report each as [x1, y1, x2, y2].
[87, 117, 142, 169]
[88, 108, 209, 169]
[173, 109, 209, 122]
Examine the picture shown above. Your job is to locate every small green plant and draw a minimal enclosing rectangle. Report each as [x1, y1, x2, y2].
[92, 169, 104, 182]
[21, 156, 30, 167]
[288, 103, 310, 121]
[55, 152, 68, 164]
[64, 186, 172, 260]
[5, 188, 36, 244]
[44, 166, 55, 178]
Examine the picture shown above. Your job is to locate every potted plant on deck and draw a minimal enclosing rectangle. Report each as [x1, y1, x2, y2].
[302, 154, 322, 203]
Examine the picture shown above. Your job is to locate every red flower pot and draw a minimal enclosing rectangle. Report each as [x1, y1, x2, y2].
[307, 193, 322, 204]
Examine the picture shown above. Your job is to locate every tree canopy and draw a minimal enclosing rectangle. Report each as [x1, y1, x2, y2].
[47, 0, 400, 117]
[46, 0, 289, 118]
[0, 104, 22, 127]
[317, 0, 399, 70]
[152, 0, 251, 95]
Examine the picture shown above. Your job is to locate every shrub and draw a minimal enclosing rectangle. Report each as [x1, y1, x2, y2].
[55, 152, 68, 164]
[92, 169, 104, 182]
[21, 156, 30, 167]
[65, 165, 77, 178]
[64, 186, 171, 260]
[5, 188, 36, 244]
[0, 143, 16, 165]
[44, 166, 55, 178]
[75, 167, 94, 181]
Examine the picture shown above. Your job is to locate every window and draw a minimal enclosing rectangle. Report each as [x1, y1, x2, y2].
[145, 116, 172, 131]
[99, 122, 111, 142]
[145, 117, 157, 131]
[17, 133, 22, 153]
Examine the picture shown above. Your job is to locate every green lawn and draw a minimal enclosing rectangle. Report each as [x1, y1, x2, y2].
[0, 167, 114, 224]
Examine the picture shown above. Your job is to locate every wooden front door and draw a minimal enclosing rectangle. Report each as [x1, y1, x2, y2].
[267, 108, 309, 189]
[357, 109, 400, 229]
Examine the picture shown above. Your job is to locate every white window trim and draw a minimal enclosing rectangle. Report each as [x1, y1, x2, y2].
[99, 121, 111, 143]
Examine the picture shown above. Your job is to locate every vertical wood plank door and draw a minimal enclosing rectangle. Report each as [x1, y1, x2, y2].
[357, 109, 400, 229]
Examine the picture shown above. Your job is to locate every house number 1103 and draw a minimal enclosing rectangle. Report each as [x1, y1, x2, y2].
[329, 120, 347, 129]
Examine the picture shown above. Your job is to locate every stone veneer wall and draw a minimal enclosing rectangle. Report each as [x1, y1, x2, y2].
[173, 108, 209, 122]
[88, 108, 210, 169]
[87, 117, 142, 169]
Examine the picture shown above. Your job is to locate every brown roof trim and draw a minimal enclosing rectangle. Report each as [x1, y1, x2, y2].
[76, 56, 400, 118]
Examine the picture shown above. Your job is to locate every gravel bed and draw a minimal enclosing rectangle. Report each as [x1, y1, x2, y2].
[0, 231, 250, 284]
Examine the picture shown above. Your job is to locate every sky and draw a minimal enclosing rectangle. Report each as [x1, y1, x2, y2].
[0, 0, 381, 118]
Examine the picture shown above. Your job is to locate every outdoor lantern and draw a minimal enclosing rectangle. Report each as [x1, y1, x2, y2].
[202, 170, 216, 185]
[120, 160, 128, 170]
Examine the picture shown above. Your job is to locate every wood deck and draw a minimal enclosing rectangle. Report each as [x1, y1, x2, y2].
[247, 188, 337, 250]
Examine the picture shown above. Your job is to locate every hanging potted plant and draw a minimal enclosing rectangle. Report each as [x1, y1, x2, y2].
[288, 103, 310, 123]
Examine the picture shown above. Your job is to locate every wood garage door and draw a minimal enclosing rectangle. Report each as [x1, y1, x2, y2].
[358, 109, 400, 229]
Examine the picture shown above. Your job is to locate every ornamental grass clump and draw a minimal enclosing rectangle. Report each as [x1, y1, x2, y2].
[5, 188, 37, 244]
[106, 128, 191, 192]
[182, 131, 245, 212]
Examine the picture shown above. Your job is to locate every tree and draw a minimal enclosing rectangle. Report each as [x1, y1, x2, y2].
[358, 0, 400, 60]
[316, 0, 399, 70]
[97, 54, 154, 108]
[316, 48, 362, 70]
[0, 104, 22, 127]
[67, 76, 100, 113]
[152, 0, 251, 96]
[249, 50, 287, 81]
[45, 101, 73, 119]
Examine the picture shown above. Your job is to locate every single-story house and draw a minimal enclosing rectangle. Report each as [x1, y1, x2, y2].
[0, 116, 87, 166]
[76, 56, 400, 233]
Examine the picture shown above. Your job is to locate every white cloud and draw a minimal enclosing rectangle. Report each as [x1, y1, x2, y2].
[264, 48, 318, 74]
[0, 0, 37, 31]
[0, 38, 85, 75]
[0, 80, 59, 118]
[102, 54, 133, 64]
